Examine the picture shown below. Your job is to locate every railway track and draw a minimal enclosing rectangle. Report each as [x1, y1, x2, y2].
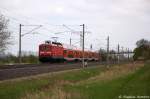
[0, 62, 102, 81]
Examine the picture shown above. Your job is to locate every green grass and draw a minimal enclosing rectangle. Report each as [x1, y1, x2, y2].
[119, 63, 150, 95]
[0, 78, 50, 99]
[0, 62, 149, 99]
[65, 63, 150, 99]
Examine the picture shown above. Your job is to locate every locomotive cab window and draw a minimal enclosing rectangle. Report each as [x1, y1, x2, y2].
[40, 45, 51, 51]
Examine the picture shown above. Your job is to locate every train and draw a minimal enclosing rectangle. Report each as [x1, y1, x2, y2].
[39, 41, 100, 62]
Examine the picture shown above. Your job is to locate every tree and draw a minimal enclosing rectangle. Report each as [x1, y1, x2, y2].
[133, 39, 150, 60]
[0, 14, 11, 54]
[136, 39, 150, 47]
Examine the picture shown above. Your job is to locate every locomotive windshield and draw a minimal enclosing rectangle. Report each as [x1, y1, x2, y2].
[40, 45, 51, 51]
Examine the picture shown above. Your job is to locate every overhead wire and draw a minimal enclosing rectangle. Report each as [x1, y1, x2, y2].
[0, 7, 106, 51]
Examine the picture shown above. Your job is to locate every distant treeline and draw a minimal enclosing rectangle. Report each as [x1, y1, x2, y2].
[0, 51, 38, 64]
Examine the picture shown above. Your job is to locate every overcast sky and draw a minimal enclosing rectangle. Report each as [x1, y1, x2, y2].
[0, 0, 150, 55]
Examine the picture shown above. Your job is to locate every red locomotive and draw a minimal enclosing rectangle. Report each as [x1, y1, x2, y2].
[39, 41, 100, 62]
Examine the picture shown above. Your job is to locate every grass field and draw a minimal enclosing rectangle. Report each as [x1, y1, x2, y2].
[0, 62, 149, 99]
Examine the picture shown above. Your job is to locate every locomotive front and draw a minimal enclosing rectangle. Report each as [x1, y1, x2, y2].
[39, 41, 52, 62]
[39, 41, 64, 62]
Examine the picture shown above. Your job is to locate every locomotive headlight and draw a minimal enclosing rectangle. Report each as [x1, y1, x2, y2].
[47, 52, 51, 54]
[39, 52, 44, 56]
[40, 52, 44, 54]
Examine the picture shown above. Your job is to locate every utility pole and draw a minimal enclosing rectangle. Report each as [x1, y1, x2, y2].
[128, 48, 129, 61]
[121, 46, 124, 61]
[117, 44, 120, 64]
[70, 38, 72, 46]
[19, 24, 22, 63]
[18, 24, 42, 64]
[122, 46, 124, 61]
[80, 24, 85, 68]
[107, 36, 109, 66]
[90, 44, 92, 50]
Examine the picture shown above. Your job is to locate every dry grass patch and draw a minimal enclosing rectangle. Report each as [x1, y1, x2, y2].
[21, 87, 71, 99]
[21, 80, 75, 99]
